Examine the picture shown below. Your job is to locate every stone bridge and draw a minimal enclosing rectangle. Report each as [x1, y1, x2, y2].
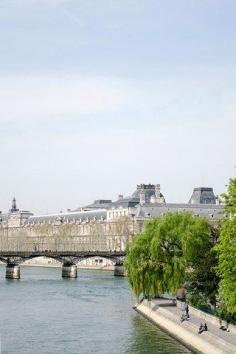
[0, 251, 126, 279]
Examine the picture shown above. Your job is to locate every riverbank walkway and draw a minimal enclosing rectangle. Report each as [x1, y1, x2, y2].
[136, 299, 236, 354]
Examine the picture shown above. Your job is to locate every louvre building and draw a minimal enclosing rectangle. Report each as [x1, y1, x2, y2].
[0, 184, 223, 269]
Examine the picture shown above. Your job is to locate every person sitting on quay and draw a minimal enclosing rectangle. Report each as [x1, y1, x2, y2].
[198, 323, 208, 334]
[219, 319, 230, 332]
[181, 313, 187, 322]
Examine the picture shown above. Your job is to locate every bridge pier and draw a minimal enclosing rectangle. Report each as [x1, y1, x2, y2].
[114, 264, 124, 277]
[62, 264, 77, 278]
[6, 264, 20, 279]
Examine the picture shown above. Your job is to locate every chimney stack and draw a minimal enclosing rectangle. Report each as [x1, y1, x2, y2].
[155, 184, 161, 199]
[140, 189, 146, 206]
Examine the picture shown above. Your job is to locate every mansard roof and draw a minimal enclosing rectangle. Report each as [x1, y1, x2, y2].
[131, 184, 164, 199]
[135, 203, 223, 220]
[189, 187, 216, 204]
[74, 199, 112, 211]
[109, 196, 139, 209]
[76, 184, 166, 211]
[26, 209, 107, 225]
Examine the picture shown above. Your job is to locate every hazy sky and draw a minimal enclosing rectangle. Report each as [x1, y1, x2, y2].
[1, 0, 235, 214]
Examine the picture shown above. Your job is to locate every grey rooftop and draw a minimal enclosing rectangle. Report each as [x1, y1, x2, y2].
[135, 203, 224, 220]
[26, 209, 107, 225]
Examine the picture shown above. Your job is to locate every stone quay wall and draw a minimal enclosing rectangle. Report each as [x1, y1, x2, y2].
[136, 300, 236, 354]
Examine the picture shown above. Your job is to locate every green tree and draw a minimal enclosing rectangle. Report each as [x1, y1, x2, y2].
[185, 228, 219, 309]
[125, 212, 216, 304]
[216, 177, 236, 315]
[125, 229, 161, 300]
[221, 177, 236, 216]
[216, 219, 236, 314]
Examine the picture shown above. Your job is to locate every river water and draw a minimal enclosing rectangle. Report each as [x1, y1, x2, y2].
[0, 266, 193, 354]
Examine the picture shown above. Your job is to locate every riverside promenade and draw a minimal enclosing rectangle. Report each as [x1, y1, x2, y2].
[135, 299, 236, 354]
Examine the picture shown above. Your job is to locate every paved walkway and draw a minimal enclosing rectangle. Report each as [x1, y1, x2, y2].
[148, 299, 236, 348]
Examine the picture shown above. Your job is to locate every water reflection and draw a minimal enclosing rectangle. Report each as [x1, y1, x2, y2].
[125, 315, 192, 354]
[0, 266, 193, 354]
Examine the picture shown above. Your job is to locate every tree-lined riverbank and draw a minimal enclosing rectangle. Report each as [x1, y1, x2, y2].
[125, 176, 236, 353]
[126, 177, 236, 323]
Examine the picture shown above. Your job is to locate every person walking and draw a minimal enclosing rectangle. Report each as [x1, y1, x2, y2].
[184, 302, 190, 319]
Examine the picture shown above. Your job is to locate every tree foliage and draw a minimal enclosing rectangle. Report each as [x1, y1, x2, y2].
[185, 233, 218, 309]
[221, 177, 236, 216]
[216, 219, 236, 314]
[125, 212, 215, 302]
[216, 177, 236, 315]
[125, 228, 162, 299]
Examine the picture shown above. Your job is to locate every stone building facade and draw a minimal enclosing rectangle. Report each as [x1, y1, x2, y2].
[0, 184, 224, 269]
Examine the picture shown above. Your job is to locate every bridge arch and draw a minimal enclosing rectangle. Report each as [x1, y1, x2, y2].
[0, 251, 126, 278]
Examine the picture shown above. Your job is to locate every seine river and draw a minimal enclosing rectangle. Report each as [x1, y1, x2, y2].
[0, 266, 193, 354]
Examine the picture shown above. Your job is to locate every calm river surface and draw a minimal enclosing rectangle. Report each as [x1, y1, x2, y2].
[0, 266, 193, 354]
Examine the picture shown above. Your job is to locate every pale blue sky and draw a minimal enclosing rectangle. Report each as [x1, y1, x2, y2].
[0, 0, 235, 213]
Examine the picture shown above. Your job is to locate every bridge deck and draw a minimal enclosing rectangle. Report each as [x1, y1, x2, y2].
[0, 251, 125, 257]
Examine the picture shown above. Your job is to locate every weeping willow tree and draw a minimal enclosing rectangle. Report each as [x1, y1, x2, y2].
[125, 212, 214, 302]
[125, 227, 164, 300]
